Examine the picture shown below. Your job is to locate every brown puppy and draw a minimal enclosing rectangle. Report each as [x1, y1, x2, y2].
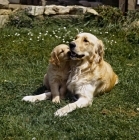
[55, 33, 118, 116]
[22, 44, 70, 103]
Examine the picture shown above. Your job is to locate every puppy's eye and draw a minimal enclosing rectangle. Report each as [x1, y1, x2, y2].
[59, 50, 64, 54]
[84, 38, 88, 42]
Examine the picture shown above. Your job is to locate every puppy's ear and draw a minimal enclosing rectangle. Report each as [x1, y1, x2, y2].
[49, 51, 60, 66]
[94, 40, 104, 63]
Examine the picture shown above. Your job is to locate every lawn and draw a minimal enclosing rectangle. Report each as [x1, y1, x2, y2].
[0, 8, 139, 140]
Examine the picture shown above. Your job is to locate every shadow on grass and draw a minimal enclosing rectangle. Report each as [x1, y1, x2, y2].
[32, 84, 78, 103]
[32, 85, 47, 95]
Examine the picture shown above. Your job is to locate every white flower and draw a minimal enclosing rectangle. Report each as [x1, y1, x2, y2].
[29, 38, 32, 40]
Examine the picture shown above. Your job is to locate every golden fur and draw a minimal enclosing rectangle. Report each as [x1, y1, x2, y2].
[55, 33, 118, 116]
[22, 44, 70, 103]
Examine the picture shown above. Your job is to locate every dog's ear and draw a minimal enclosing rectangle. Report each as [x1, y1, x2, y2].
[94, 40, 104, 63]
[49, 51, 60, 66]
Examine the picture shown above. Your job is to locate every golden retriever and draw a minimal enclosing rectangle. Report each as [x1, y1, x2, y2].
[54, 33, 118, 116]
[22, 44, 70, 103]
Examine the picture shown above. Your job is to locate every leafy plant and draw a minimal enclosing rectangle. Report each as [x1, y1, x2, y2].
[94, 5, 124, 26]
[9, 10, 33, 28]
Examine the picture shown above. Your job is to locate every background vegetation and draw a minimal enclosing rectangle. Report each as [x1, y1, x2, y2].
[0, 6, 139, 140]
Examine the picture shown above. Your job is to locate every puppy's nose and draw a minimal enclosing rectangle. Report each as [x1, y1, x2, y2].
[69, 42, 76, 49]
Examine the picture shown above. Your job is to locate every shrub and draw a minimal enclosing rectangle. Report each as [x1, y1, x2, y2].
[94, 5, 124, 26]
[8, 10, 33, 28]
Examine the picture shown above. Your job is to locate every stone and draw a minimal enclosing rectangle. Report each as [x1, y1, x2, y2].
[130, 20, 139, 27]
[0, 0, 9, 9]
[0, 9, 12, 15]
[69, 6, 87, 15]
[86, 8, 98, 15]
[0, 15, 9, 28]
[44, 5, 57, 15]
[53, 6, 71, 15]
[25, 6, 45, 16]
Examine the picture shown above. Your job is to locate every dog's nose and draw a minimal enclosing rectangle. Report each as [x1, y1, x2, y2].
[69, 42, 76, 49]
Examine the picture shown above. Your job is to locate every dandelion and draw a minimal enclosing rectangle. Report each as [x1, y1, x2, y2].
[113, 35, 114, 36]
[75, 28, 79, 33]
[105, 32, 108, 34]
[42, 38, 44, 40]
[115, 41, 117, 44]
[63, 40, 65, 43]
[100, 32, 102, 34]
[39, 32, 42, 35]
[90, 29, 92, 31]
[32, 137, 36, 140]
[66, 41, 69, 43]
[29, 38, 32, 40]
[63, 27, 66, 29]
[50, 35, 52, 37]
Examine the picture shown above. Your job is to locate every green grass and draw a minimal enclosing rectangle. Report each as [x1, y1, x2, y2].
[0, 16, 139, 140]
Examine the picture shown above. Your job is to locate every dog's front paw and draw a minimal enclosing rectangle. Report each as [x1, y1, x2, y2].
[54, 108, 68, 117]
[52, 96, 60, 103]
[22, 96, 36, 102]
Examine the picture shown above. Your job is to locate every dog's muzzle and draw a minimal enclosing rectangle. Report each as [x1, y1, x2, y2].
[69, 42, 84, 59]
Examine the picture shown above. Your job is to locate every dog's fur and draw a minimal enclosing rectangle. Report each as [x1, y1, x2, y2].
[22, 44, 70, 103]
[54, 33, 118, 116]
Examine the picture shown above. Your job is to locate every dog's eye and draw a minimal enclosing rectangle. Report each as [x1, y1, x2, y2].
[84, 38, 88, 42]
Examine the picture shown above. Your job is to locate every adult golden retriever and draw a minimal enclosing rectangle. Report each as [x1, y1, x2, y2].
[54, 33, 118, 116]
[22, 44, 70, 103]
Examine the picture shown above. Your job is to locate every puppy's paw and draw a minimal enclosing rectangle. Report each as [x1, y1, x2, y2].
[52, 96, 60, 103]
[54, 108, 68, 117]
[22, 96, 37, 102]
